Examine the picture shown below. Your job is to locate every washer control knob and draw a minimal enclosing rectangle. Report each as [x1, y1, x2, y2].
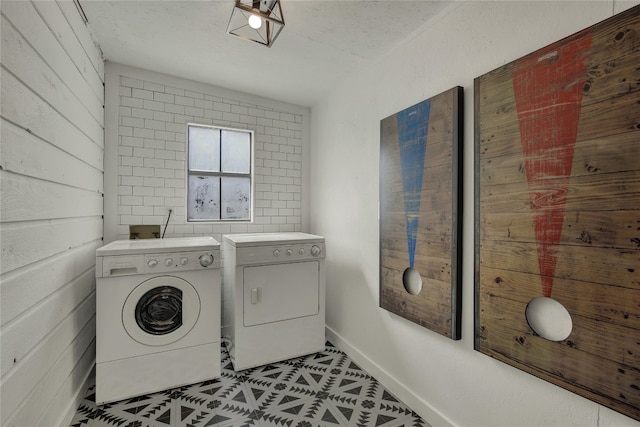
[273, 249, 280, 257]
[180, 257, 189, 266]
[286, 249, 293, 256]
[311, 245, 322, 257]
[165, 258, 173, 267]
[147, 258, 158, 268]
[299, 248, 305, 255]
[199, 254, 214, 267]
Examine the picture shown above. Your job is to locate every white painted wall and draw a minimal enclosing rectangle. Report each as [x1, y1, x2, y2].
[309, 1, 640, 426]
[103, 62, 311, 244]
[0, 1, 104, 426]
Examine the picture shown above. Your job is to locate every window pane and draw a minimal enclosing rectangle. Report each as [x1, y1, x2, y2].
[221, 177, 251, 220]
[187, 175, 220, 220]
[221, 129, 250, 173]
[189, 126, 220, 172]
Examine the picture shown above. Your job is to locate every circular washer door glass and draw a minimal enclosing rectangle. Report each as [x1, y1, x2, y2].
[123, 276, 200, 346]
[135, 286, 183, 335]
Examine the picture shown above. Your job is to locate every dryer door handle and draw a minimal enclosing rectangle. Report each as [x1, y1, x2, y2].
[251, 288, 262, 304]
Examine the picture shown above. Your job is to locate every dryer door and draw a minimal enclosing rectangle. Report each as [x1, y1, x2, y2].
[243, 261, 319, 327]
[123, 276, 200, 346]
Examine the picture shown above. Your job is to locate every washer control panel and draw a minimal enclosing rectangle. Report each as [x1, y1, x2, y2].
[145, 250, 219, 273]
[235, 242, 325, 266]
[99, 249, 220, 277]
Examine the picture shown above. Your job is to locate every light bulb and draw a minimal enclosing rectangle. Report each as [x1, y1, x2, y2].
[248, 14, 262, 29]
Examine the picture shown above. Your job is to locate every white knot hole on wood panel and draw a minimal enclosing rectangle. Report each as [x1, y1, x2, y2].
[525, 296, 573, 342]
[402, 267, 423, 296]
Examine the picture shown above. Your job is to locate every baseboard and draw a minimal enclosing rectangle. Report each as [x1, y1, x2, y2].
[325, 326, 454, 427]
[58, 363, 94, 427]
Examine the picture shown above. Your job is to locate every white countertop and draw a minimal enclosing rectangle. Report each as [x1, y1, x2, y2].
[96, 236, 220, 256]
[223, 232, 324, 247]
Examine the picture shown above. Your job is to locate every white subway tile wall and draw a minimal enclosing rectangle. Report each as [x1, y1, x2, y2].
[115, 75, 303, 241]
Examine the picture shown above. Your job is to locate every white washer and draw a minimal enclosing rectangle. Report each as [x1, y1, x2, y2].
[95, 237, 221, 405]
[223, 233, 326, 371]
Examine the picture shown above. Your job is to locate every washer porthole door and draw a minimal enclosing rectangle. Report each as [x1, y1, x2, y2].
[123, 276, 200, 346]
[135, 286, 183, 335]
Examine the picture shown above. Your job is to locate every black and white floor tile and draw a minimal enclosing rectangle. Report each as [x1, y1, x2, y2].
[70, 342, 428, 427]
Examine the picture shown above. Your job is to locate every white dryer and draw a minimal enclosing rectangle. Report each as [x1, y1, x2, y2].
[95, 237, 221, 405]
[222, 233, 325, 371]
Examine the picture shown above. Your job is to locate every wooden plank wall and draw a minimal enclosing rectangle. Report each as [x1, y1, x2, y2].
[475, 5, 640, 421]
[379, 87, 463, 340]
[0, 1, 104, 425]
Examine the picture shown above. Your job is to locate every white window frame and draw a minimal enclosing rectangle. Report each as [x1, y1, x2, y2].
[186, 123, 254, 223]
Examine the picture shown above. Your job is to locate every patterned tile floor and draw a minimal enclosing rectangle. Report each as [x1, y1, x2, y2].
[70, 341, 428, 427]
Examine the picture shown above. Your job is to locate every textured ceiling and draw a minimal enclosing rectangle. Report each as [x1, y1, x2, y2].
[81, 1, 454, 107]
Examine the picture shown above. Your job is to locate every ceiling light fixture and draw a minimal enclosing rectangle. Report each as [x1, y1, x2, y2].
[248, 14, 262, 29]
[227, 0, 285, 47]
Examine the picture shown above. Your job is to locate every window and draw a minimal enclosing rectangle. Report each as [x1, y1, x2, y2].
[187, 124, 252, 221]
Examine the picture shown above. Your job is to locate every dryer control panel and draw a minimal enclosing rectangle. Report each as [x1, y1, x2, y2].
[235, 242, 325, 266]
[97, 249, 221, 278]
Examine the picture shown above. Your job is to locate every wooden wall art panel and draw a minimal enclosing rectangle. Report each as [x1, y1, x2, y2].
[474, 5, 640, 420]
[380, 86, 463, 340]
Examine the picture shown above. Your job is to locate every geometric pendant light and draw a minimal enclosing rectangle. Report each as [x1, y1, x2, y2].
[227, 0, 285, 47]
